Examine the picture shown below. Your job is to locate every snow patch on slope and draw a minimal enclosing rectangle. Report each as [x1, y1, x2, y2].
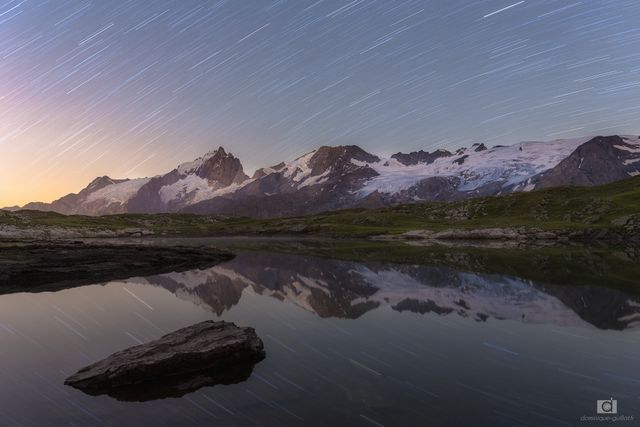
[254, 150, 331, 189]
[86, 178, 150, 204]
[615, 145, 640, 154]
[357, 137, 592, 196]
[282, 151, 315, 182]
[159, 175, 252, 204]
[299, 168, 331, 188]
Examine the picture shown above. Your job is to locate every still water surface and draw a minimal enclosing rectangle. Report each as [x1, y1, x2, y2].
[0, 244, 639, 426]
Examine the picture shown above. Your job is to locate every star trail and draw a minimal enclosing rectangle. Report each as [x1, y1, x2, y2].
[1, 0, 639, 206]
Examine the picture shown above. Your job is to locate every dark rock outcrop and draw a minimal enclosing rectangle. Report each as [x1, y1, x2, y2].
[534, 136, 640, 189]
[453, 155, 468, 165]
[0, 243, 234, 294]
[395, 176, 462, 202]
[195, 147, 248, 185]
[473, 143, 487, 152]
[65, 321, 265, 401]
[393, 298, 455, 315]
[126, 170, 182, 213]
[391, 149, 451, 166]
[308, 145, 379, 174]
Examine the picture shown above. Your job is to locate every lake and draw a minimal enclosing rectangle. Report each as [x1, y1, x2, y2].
[0, 240, 639, 426]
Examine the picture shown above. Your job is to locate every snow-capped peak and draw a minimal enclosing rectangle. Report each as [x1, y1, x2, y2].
[176, 146, 228, 175]
[156, 146, 250, 208]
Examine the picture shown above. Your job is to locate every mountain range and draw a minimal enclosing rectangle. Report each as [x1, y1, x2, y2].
[16, 134, 640, 217]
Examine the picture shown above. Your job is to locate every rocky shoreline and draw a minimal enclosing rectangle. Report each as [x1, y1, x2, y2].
[0, 242, 234, 294]
[376, 224, 640, 245]
[2, 222, 638, 245]
[0, 224, 156, 239]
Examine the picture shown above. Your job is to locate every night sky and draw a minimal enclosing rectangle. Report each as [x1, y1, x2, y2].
[2, 0, 639, 206]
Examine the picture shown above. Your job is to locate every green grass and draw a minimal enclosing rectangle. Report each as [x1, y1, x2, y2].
[2, 175, 639, 238]
[279, 175, 640, 236]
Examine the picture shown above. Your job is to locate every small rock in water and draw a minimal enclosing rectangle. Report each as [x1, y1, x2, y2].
[65, 321, 265, 401]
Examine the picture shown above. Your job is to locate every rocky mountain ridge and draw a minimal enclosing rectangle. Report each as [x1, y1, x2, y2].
[13, 135, 640, 217]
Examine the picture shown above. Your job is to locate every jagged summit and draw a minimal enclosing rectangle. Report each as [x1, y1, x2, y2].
[309, 145, 380, 174]
[172, 147, 248, 189]
[177, 147, 237, 175]
[391, 149, 452, 166]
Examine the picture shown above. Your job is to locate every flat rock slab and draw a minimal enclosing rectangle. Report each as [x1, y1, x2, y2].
[0, 243, 234, 293]
[65, 321, 265, 401]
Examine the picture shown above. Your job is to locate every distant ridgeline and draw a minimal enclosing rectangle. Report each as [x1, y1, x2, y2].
[12, 135, 640, 218]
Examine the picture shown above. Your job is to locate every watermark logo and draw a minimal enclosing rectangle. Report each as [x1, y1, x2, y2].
[596, 398, 617, 415]
[580, 398, 634, 423]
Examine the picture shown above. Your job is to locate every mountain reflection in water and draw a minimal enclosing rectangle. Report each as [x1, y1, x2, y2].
[136, 251, 640, 331]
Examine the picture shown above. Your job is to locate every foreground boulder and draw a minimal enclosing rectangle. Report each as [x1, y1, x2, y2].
[65, 321, 265, 401]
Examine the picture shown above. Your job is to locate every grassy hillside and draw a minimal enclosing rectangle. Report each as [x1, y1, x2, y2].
[1, 176, 639, 239]
[260, 175, 640, 237]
